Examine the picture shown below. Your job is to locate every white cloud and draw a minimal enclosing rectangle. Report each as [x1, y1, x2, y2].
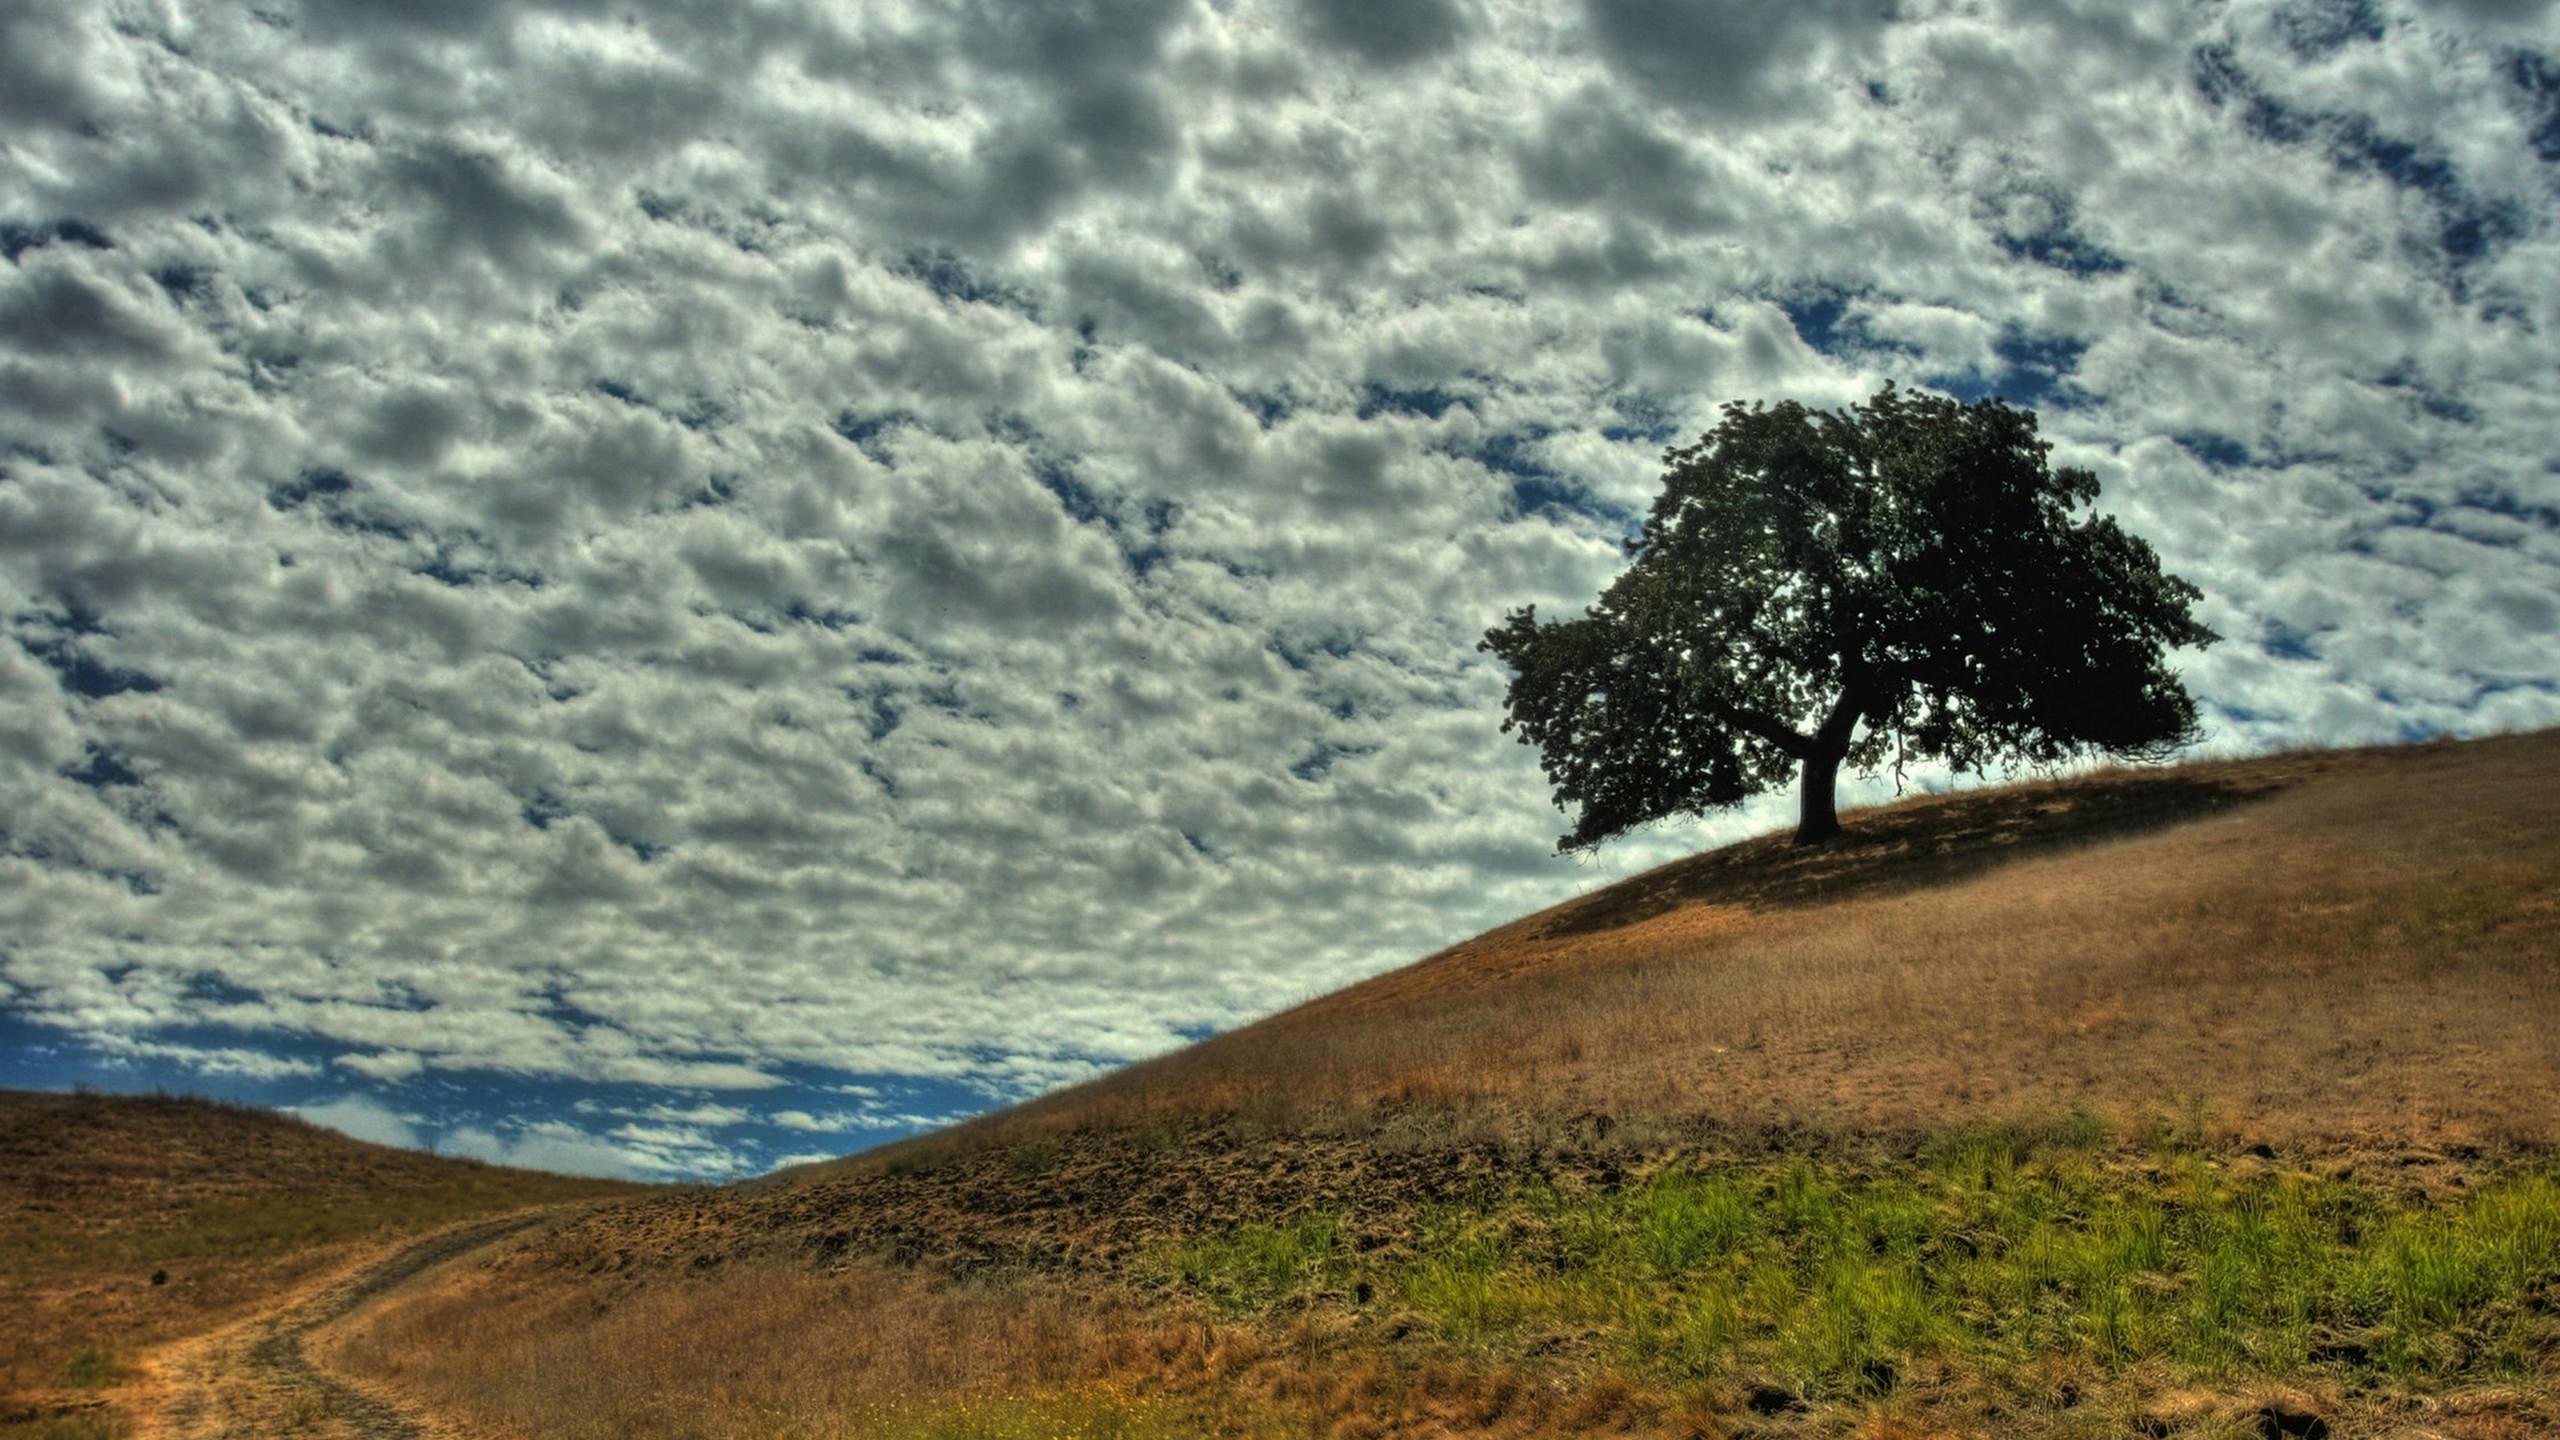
[293, 1093, 422, 1148]
[336, 1050, 426, 1082]
[608, 1121, 716, 1149]
[1, 0, 2554, 1125]
[767, 1105, 947, 1134]
[82, 1033, 325, 1081]
[438, 1116, 728, 1180]
[633, 1100, 755, 1127]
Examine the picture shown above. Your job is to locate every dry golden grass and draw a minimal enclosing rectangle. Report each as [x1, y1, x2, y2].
[972, 730, 2560, 1156]
[0, 1090, 636, 1432]
[318, 730, 2560, 1440]
[331, 1257, 1191, 1438]
[330, 1250, 1741, 1439]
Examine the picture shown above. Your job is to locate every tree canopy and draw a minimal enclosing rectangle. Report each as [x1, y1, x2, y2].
[1480, 384, 2218, 849]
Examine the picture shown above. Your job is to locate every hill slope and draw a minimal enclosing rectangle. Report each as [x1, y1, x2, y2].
[334, 733, 2560, 1439]
[993, 728, 2560, 1151]
[0, 1090, 639, 1433]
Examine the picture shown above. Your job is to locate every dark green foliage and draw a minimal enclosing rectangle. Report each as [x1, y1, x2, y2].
[1481, 385, 2217, 849]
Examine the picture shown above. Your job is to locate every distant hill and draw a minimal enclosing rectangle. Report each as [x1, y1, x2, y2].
[0, 1089, 638, 1425]
[348, 730, 2560, 1440]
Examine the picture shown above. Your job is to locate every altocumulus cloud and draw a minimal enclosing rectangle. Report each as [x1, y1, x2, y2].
[4, 0, 2558, 1178]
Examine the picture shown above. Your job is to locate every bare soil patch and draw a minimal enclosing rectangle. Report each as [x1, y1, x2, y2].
[141, 1213, 546, 1440]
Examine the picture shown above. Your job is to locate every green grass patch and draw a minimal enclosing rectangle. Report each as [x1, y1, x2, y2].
[57, 1347, 132, 1391]
[1166, 1212, 1342, 1311]
[1158, 1122, 2560, 1399]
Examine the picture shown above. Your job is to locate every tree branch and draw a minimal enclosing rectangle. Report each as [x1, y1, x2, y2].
[1811, 681, 1867, 755]
[1692, 691, 1813, 759]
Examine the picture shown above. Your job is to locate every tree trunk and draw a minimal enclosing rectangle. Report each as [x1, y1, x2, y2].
[1793, 747, 1844, 847]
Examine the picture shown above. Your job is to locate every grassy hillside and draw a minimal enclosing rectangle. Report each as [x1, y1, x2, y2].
[996, 729, 2559, 1151]
[330, 732, 2560, 1437]
[0, 1090, 639, 1435]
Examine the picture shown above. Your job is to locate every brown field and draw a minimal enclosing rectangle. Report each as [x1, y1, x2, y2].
[318, 730, 2560, 1439]
[0, 1090, 636, 1436]
[332, 1250, 1758, 1439]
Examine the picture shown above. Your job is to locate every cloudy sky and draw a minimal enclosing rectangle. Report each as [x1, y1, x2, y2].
[4, 0, 2555, 1179]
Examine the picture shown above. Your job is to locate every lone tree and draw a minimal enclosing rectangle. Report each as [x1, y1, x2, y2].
[1481, 384, 2217, 850]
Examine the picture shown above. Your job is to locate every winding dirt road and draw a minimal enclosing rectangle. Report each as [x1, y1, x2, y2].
[141, 1212, 543, 1440]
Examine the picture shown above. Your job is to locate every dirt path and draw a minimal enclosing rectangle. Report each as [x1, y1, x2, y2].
[139, 1212, 546, 1440]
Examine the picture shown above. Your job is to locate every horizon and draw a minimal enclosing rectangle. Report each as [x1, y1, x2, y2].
[0, 727, 2511, 1180]
[6, 0, 2558, 1181]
